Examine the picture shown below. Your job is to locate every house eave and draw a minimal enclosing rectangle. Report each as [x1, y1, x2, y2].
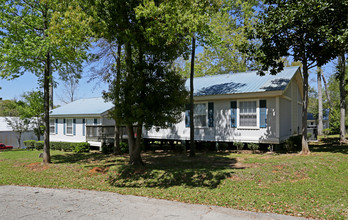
[193, 90, 283, 101]
[49, 114, 103, 118]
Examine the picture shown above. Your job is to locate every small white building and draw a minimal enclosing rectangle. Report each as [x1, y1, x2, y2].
[49, 97, 114, 147]
[0, 117, 37, 148]
[50, 66, 303, 147]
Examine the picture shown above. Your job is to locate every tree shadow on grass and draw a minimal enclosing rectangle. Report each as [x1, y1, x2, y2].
[108, 153, 240, 189]
[51, 152, 111, 164]
[310, 138, 348, 154]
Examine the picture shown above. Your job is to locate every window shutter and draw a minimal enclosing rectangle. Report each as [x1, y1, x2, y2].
[185, 104, 190, 128]
[63, 119, 66, 135]
[94, 118, 98, 125]
[208, 102, 214, 127]
[231, 101, 237, 128]
[55, 119, 58, 134]
[82, 119, 85, 136]
[260, 100, 267, 128]
[73, 119, 76, 135]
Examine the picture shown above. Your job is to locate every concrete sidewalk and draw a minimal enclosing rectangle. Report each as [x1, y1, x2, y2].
[0, 185, 303, 220]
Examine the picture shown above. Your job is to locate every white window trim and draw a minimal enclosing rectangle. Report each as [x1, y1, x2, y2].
[65, 118, 73, 135]
[49, 119, 55, 135]
[237, 99, 260, 129]
[193, 102, 208, 128]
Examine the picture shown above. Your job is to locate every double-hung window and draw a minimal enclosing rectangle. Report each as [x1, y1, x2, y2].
[194, 103, 207, 127]
[49, 119, 55, 133]
[239, 101, 257, 127]
[66, 119, 73, 135]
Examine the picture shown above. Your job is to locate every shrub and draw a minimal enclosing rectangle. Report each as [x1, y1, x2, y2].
[247, 143, 259, 153]
[119, 142, 129, 154]
[34, 141, 44, 150]
[102, 143, 113, 154]
[234, 142, 244, 152]
[59, 142, 73, 152]
[284, 135, 302, 152]
[23, 140, 36, 150]
[73, 142, 90, 153]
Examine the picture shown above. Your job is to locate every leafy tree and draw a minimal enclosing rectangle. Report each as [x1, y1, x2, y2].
[326, 63, 348, 134]
[0, 0, 93, 163]
[5, 117, 29, 148]
[90, 0, 190, 165]
[0, 99, 25, 116]
[19, 91, 44, 141]
[250, 0, 340, 154]
[308, 86, 318, 119]
[136, 0, 220, 157]
[89, 39, 125, 155]
[186, 0, 260, 77]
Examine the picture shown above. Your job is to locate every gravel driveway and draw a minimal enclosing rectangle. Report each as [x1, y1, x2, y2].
[0, 185, 304, 220]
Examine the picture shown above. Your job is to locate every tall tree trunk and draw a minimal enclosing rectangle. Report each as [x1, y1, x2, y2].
[126, 124, 135, 162]
[301, 61, 310, 154]
[49, 77, 53, 110]
[43, 52, 51, 163]
[113, 43, 122, 154]
[42, 6, 51, 163]
[317, 67, 323, 136]
[322, 74, 333, 108]
[130, 123, 144, 166]
[338, 54, 347, 143]
[189, 34, 196, 157]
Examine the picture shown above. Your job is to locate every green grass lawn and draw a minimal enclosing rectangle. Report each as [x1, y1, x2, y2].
[0, 139, 347, 219]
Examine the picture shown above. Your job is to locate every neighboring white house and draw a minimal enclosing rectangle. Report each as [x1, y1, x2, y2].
[0, 117, 37, 148]
[50, 66, 303, 147]
[49, 97, 114, 147]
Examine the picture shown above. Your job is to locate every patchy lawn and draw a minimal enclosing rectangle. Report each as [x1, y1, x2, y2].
[0, 140, 347, 219]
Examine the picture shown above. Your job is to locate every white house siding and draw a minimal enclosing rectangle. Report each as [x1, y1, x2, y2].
[51, 118, 86, 143]
[101, 117, 114, 126]
[143, 97, 281, 144]
[280, 98, 292, 139]
[50, 117, 101, 146]
[0, 131, 37, 149]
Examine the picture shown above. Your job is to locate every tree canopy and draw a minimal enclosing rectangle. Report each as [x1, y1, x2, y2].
[249, 0, 346, 154]
[0, 0, 93, 163]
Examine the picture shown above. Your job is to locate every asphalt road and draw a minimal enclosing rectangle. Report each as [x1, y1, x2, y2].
[0, 185, 304, 220]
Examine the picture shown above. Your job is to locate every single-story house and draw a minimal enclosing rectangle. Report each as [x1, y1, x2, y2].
[50, 66, 303, 148]
[0, 117, 37, 148]
[49, 97, 114, 147]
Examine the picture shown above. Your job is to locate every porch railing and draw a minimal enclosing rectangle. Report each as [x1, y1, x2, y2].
[86, 125, 135, 142]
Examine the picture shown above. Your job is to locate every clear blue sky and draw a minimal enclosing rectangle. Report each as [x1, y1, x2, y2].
[0, 66, 108, 106]
[0, 54, 337, 106]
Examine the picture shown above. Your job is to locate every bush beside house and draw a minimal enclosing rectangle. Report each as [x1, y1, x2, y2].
[24, 140, 90, 153]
